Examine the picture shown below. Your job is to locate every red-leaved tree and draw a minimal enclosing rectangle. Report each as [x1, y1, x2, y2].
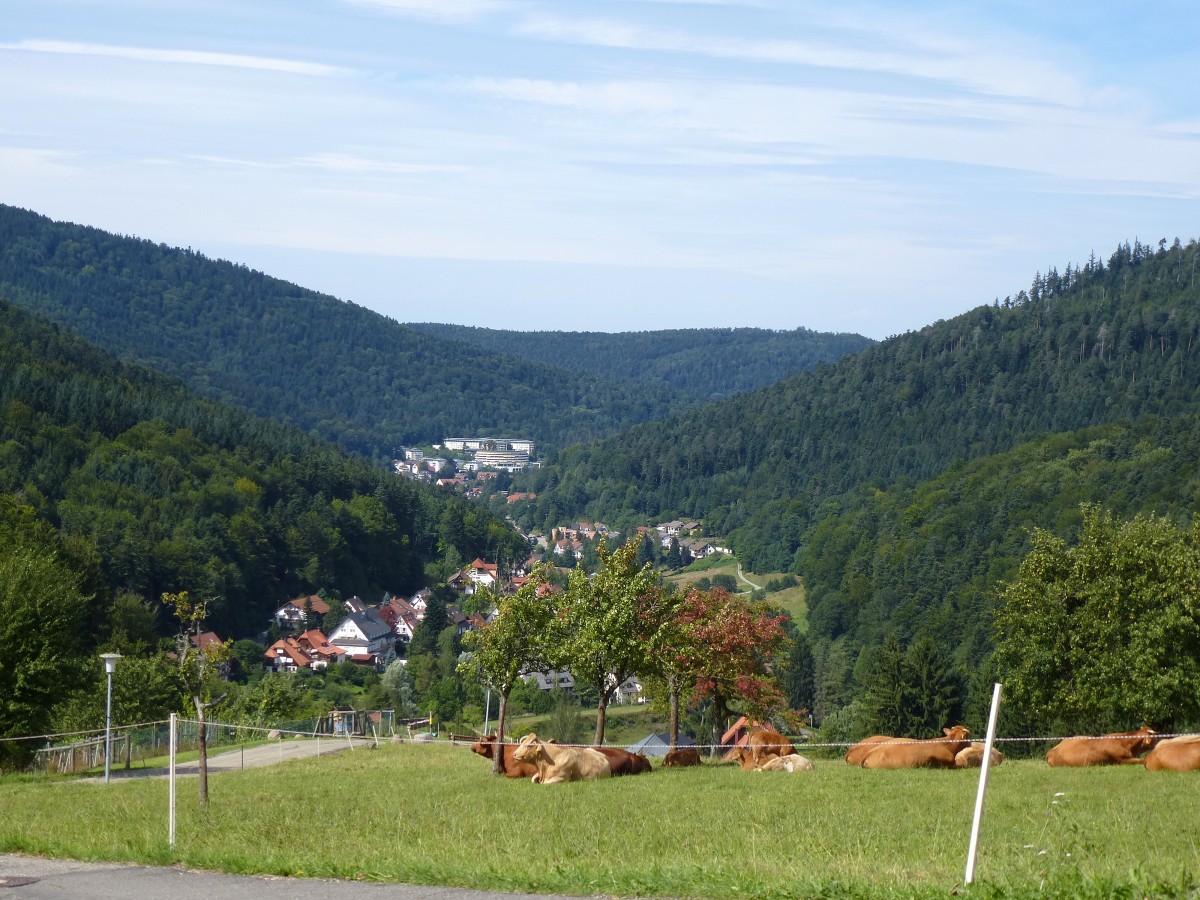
[652, 587, 790, 751]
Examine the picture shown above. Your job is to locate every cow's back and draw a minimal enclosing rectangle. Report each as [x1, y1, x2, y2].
[1046, 737, 1127, 767]
[845, 735, 892, 766]
[1143, 735, 1200, 772]
[862, 741, 958, 769]
[576, 747, 612, 780]
[663, 748, 702, 767]
[592, 746, 643, 775]
[748, 729, 795, 763]
[955, 743, 1004, 768]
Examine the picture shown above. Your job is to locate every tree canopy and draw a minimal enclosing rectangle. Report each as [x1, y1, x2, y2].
[994, 504, 1200, 733]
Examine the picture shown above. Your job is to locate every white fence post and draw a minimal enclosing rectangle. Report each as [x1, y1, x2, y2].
[965, 682, 1003, 885]
[168, 713, 177, 849]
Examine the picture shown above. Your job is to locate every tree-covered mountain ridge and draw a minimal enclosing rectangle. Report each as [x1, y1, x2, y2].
[0, 297, 528, 638]
[512, 238, 1200, 570]
[403, 323, 874, 401]
[0, 205, 870, 460]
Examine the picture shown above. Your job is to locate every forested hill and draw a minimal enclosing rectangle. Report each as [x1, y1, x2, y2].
[0, 297, 528, 637]
[514, 239, 1200, 571]
[0, 205, 708, 458]
[404, 323, 874, 401]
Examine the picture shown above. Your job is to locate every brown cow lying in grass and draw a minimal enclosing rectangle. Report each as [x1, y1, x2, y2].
[726, 746, 814, 772]
[845, 735, 893, 766]
[954, 742, 1004, 768]
[592, 746, 652, 775]
[469, 734, 538, 779]
[1142, 735, 1200, 772]
[746, 728, 796, 766]
[757, 753, 814, 773]
[662, 747, 702, 767]
[1045, 727, 1158, 767]
[860, 726, 972, 769]
[513, 733, 611, 784]
[725, 747, 759, 771]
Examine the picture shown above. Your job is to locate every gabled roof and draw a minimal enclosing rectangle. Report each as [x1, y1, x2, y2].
[278, 595, 331, 616]
[266, 637, 312, 668]
[721, 715, 768, 746]
[341, 608, 393, 642]
[189, 631, 223, 651]
[626, 732, 697, 757]
[297, 629, 345, 658]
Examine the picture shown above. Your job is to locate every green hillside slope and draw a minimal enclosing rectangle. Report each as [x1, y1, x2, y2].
[404, 323, 874, 401]
[0, 298, 527, 637]
[798, 415, 1200, 665]
[515, 239, 1200, 570]
[0, 205, 702, 458]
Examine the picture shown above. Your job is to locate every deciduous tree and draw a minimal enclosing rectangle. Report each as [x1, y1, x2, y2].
[458, 573, 555, 772]
[555, 541, 669, 745]
[0, 537, 91, 770]
[162, 590, 232, 804]
[660, 588, 789, 750]
[995, 504, 1200, 732]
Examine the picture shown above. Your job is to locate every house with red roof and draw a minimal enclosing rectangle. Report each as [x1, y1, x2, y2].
[264, 629, 346, 673]
[273, 595, 330, 632]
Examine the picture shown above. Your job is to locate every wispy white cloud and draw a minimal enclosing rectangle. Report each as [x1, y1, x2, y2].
[513, 13, 1086, 108]
[0, 40, 344, 77]
[186, 152, 470, 177]
[342, 0, 507, 23]
[464, 77, 683, 115]
[296, 152, 471, 175]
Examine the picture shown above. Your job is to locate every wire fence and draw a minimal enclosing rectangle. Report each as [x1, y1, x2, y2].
[4, 717, 1198, 777]
[2, 708, 405, 777]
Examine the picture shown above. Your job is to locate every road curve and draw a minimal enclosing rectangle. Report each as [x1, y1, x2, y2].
[0, 853, 605, 900]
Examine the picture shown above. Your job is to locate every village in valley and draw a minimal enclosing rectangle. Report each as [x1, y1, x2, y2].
[243, 435, 735, 726]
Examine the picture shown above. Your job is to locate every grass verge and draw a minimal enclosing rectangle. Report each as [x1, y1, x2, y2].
[2, 744, 1197, 898]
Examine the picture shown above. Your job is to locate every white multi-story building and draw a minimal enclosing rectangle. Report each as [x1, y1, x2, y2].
[443, 437, 535, 455]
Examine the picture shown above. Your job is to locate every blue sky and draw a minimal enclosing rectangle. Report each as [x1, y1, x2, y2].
[2, 1, 1197, 339]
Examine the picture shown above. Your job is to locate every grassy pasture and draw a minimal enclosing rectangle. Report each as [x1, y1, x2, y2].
[666, 557, 809, 626]
[1, 744, 1197, 898]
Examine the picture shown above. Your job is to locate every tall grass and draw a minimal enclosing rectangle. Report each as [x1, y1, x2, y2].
[2, 744, 1197, 898]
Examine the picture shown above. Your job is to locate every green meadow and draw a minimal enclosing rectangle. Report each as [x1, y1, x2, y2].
[1, 743, 1197, 899]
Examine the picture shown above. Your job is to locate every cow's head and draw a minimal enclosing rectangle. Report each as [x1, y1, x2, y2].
[512, 732, 541, 763]
[470, 734, 498, 759]
[943, 725, 972, 753]
[1130, 726, 1159, 754]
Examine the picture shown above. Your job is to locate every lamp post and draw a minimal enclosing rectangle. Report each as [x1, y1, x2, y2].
[100, 653, 122, 783]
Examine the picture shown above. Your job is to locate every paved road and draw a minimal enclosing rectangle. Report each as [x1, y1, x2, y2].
[0, 854, 606, 900]
[11, 738, 612, 897]
[735, 564, 761, 591]
[102, 735, 376, 779]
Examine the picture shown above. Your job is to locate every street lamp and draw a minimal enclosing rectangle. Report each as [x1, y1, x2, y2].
[100, 653, 122, 784]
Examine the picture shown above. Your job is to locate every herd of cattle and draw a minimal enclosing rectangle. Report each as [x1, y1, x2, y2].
[468, 725, 1200, 784]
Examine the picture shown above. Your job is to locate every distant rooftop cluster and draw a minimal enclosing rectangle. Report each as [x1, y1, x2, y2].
[394, 436, 538, 482]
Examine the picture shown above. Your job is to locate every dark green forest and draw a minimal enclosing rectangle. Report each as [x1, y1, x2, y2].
[506, 239, 1200, 726]
[0, 205, 682, 457]
[404, 323, 873, 401]
[0, 298, 528, 638]
[0, 206, 862, 459]
[513, 239, 1200, 568]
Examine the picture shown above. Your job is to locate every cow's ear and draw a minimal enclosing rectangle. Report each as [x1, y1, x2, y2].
[944, 728, 952, 736]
